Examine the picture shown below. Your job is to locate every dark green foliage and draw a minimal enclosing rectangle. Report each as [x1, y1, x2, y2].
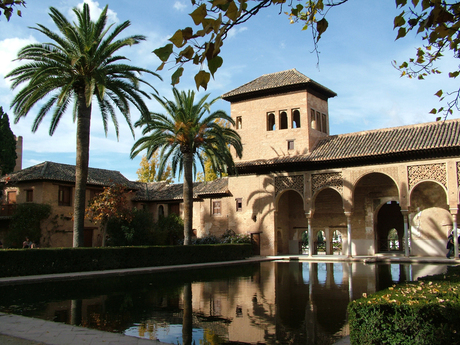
[106, 209, 153, 246]
[348, 267, 460, 345]
[188, 229, 252, 245]
[5, 203, 51, 248]
[0, 107, 17, 176]
[151, 213, 184, 245]
[0, 244, 253, 277]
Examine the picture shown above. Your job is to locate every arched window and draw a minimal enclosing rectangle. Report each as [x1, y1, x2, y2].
[158, 205, 164, 217]
[236, 116, 242, 129]
[292, 109, 301, 128]
[310, 109, 316, 129]
[279, 111, 288, 129]
[267, 112, 275, 131]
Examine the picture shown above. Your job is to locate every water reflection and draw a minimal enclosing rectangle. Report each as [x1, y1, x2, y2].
[0, 262, 447, 345]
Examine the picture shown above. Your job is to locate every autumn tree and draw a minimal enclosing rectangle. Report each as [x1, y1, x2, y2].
[0, 107, 17, 176]
[136, 153, 173, 183]
[85, 184, 133, 246]
[0, 0, 25, 21]
[155, 0, 460, 115]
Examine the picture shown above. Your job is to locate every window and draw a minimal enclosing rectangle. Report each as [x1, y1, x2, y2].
[236, 116, 242, 129]
[316, 111, 322, 132]
[158, 205, 164, 217]
[292, 109, 301, 128]
[26, 189, 33, 202]
[235, 198, 242, 212]
[322, 113, 328, 134]
[279, 111, 288, 129]
[212, 200, 221, 215]
[58, 186, 72, 206]
[7, 191, 16, 204]
[267, 112, 275, 131]
[287, 140, 295, 150]
[310, 109, 316, 129]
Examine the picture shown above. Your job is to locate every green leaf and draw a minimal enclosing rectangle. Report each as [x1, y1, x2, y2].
[225, 1, 239, 21]
[208, 56, 223, 77]
[316, 18, 328, 41]
[394, 13, 406, 29]
[169, 30, 184, 48]
[396, 27, 406, 40]
[179, 45, 194, 60]
[190, 4, 207, 25]
[153, 44, 173, 62]
[429, 108, 437, 114]
[194, 70, 210, 90]
[434, 89, 443, 98]
[171, 67, 184, 86]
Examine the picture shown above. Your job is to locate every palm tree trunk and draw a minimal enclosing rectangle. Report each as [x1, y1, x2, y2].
[73, 95, 91, 247]
[183, 152, 193, 245]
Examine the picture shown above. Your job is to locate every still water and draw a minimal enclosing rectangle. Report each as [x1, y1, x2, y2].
[0, 261, 448, 345]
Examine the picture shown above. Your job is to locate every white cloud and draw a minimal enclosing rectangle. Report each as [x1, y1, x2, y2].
[73, 0, 119, 23]
[227, 26, 248, 39]
[173, 1, 187, 11]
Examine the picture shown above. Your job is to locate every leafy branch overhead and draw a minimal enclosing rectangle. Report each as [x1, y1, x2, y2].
[156, 0, 460, 117]
[0, 0, 25, 21]
[393, 0, 460, 117]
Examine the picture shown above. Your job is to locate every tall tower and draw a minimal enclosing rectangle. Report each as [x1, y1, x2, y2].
[14, 136, 23, 172]
[222, 69, 336, 163]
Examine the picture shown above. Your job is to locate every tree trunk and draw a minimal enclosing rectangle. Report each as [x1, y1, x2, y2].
[183, 152, 193, 245]
[73, 95, 92, 247]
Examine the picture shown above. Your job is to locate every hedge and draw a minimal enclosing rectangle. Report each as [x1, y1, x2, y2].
[348, 265, 460, 345]
[0, 244, 252, 278]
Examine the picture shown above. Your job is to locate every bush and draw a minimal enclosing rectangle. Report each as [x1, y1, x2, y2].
[151, 214, 184, 245]
[348, 276, 460, 344]
[5, 203, 51, 248]
[106, 208, 153, 246]
[189, 229, 252, 245]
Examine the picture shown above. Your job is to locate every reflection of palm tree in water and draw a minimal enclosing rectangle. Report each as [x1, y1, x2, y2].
[182, 283, 193, 345]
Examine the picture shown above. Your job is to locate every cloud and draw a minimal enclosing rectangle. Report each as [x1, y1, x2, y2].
[73, 0, 119, 23]
[173, 1, 187, 11]
[227, 26, 248, 39]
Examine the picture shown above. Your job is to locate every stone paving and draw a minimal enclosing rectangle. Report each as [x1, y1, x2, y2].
[0, 255, 457, 345]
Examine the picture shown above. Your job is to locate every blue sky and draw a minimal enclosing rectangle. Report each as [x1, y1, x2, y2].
[0, 0, 458, 181]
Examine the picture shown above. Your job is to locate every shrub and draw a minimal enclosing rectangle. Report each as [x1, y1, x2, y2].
[5, 203, 51, 248]
[151, 213, 184, 245]
[106, 208, 153, 246]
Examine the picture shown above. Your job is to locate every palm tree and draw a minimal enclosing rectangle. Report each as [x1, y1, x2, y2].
[6, 4, 160, 247]
[130, 88, 243, 245]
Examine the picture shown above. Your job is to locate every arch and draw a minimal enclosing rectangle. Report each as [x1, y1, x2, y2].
[376, 201, 404, 252]
[158, 205, 164, 217]
[292, 109, 301, 128]
[279, 111, 288, 129]
[409, 180, 448, 210]
[267, 112, 275, 131]
[311, 187, 345, 216]
[352, 171, 399, 199]
[275, 189, 307, 255]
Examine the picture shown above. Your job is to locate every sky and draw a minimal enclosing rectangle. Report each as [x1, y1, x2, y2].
[0, 0, 459, 181]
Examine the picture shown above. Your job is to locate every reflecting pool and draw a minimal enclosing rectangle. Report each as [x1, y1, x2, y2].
[0, 261, 447, 345]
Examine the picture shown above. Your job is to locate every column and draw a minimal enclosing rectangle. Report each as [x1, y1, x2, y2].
[453, 213, 458, 259]
[345, 212, 352, 257]
[401, 210, 410, 257]
[308, 216, 313, 257]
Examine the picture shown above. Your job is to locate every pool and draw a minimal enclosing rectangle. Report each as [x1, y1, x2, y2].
[0, 261, 447, 344]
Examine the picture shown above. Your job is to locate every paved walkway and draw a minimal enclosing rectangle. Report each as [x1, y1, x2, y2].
[0, 255, 457, 344]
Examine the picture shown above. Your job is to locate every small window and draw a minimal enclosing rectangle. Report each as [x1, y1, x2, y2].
[236, 198, 242, 212]
[287, 140, 295, 150]
[236, 116, 242, 129]
[292, 109, 301, 128]
[267, 113, 275, 131]
[279, 111, 288, 129]
[26, 189, 33, 202]
[310, 108, 316, 129]
[7, 191, 16, 204]
[316, 111, 322, 132]
[212, 200, 221, 215]
[58, 186, 72, 206]
[322, 113, 328, 133]
[158, 205, 164, 217]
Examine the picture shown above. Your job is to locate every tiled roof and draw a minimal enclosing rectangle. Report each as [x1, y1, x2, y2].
[222, 69, 337, 101]
[235, 119, 460, 171]
[1, 161, 133, 187]
[133, 178, 230, 202]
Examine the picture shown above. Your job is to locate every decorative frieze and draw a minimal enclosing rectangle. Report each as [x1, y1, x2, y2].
[408, 163, 446, 190]
[275, 175, 304, 197]
[312, 172, 343, 195]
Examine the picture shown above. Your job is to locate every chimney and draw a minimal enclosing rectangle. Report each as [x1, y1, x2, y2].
[14, 136, 22, 172]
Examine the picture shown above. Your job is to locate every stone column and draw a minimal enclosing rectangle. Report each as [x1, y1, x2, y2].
[307, 215, 313, 257]
[452, 211, 458, 258]
[345, 212, 352, 257]
[401, 210, 410, 257]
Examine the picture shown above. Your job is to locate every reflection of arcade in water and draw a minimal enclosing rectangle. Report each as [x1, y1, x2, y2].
[0, 262, 448, 345]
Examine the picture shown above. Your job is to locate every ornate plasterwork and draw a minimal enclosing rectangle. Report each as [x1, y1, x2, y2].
[312, 172, 343, 195]
[408, 163, 446, 189]
[349, 166, 398, 186]
[457, 162, 460, 186]
[275, 175, 304, 197]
